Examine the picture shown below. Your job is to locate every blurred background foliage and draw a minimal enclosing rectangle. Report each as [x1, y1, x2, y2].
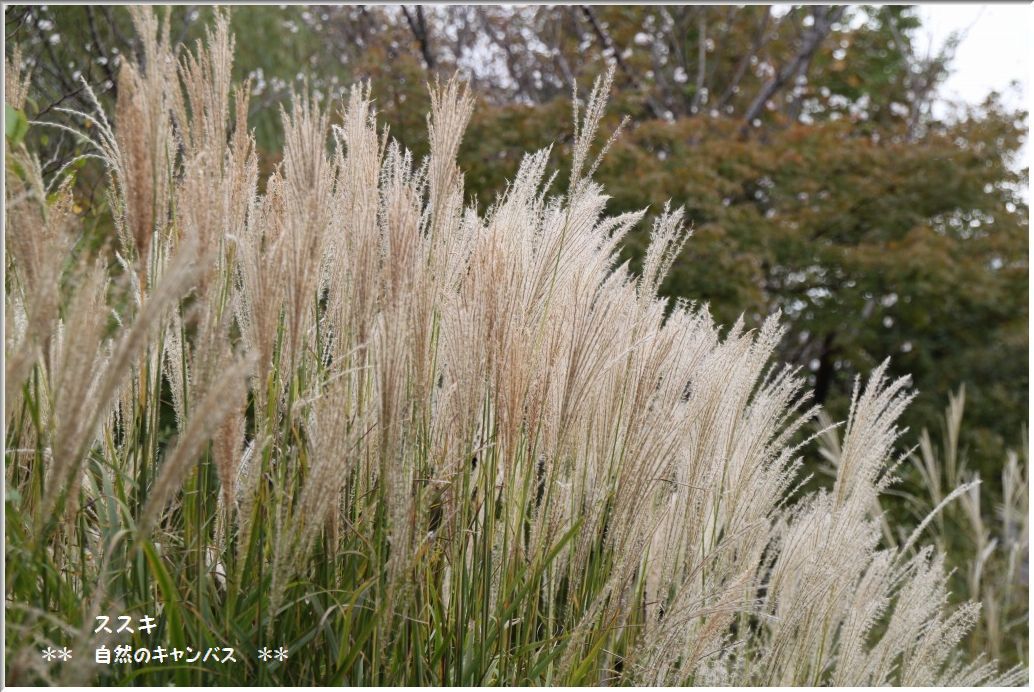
[6, 4, 1027, 502]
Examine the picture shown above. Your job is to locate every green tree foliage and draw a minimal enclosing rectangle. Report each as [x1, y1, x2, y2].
[601, 101, 1028, 459]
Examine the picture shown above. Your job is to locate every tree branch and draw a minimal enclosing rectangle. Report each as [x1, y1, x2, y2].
[688, 11, 707, 113]
[86, 7, 117, 88]
[740, 5, 845, 136]
[716, 6, 771, 113]
[579, 5, 663, 119]
[401, 5, 436, 71]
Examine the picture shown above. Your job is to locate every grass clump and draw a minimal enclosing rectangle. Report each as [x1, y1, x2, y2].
[4, 8, 1027, 686]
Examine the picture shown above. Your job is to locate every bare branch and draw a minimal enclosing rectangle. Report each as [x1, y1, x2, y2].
[579, 5, 663, 119]
[689, 11, 707, 113]
[740, 5, 845, 136]
[401, 5, 436, 71]
[716, 6, 771, 113]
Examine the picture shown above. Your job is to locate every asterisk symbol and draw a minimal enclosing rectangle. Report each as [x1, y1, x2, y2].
[257, 647, 272, 661]
[41, 647, 56, 661]
[273, 646, 288, 661]
[56, 647, 72, 661]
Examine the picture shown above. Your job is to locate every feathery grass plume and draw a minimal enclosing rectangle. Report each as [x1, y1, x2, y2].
[4, 8, 1027, 686]
[5, 44, 33, 111]
[38, 242, 200, 528]
[39, 257, 111, 525]
[171, 8, 235, 162]
[137, 353, 251, 539]
[3, 151, 76, 412]
[3, 139, 199, 532]
[289, 366, 372, 562]
[112, 7, 176, 287]
[899, 388, 1029, 672]
[426, 77, 475, 244]
[233, 167, 287, 406]
[164, 11, 257, 527]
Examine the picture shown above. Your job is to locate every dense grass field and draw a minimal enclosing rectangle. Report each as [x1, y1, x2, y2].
[4, 9, 1027, 686]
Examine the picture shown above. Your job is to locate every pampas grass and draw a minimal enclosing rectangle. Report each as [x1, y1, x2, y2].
[4, 8, 1027, 686]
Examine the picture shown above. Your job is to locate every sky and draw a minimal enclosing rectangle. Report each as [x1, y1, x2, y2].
[917, 4, 1030, 118]
[917, 4, 1031, 178]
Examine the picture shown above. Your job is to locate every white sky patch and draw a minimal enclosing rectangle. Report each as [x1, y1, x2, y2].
[918, 4, 1030, 184]
[918, 4, 1029, 113]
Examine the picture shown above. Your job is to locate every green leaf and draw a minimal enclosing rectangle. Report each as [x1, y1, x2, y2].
[141, 540, 191, 686]
[5, 103, 29, 146]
